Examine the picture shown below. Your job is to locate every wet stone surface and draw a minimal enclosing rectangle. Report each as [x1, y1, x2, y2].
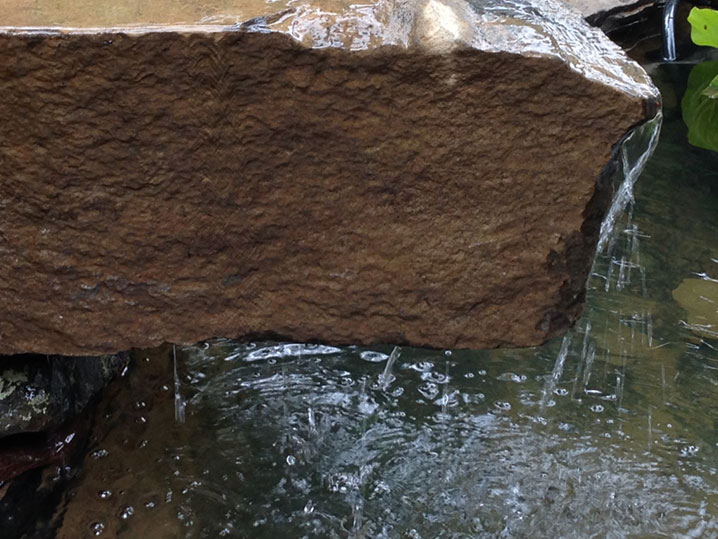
[0, 355, 127, 440]
[0, 0, 658, 354]
[0, 355, 128, 537]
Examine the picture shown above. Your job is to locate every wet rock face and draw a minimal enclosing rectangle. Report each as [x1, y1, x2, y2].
[561, 0, 655, 23]
[0, 0, 659, 354]
[0, 355, 127, 439]
[0, 353, 126, 496]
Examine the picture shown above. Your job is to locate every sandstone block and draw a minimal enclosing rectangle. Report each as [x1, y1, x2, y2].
[0, 0, 659, 354]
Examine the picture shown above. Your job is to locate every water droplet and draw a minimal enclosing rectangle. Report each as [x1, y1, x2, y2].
[373, 480, 391, 496]
[494, 401, 512, 411]
[417, 382, 439, 400]
[360, 351, 388, 363]
[119, 505, 134, 520]
[590, 404, 605, 413]
[145, 500, 157, 509]
[91, 449, 109, 459]
[408, 361, 434, 373]
[464, 372, 475, 379]
[497, 372, 526, 383]
[90, 522, 105, 536]
[98, 490, 112, 500]
[304, 500, 315, 514]
[444, 350, 452, 357]
[420, 371, 449, 384]
[286, 455, 296, 466]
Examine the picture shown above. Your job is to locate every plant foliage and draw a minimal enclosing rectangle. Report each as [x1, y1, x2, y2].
[688, 7, 718, 98]
[682, 61, 718, 151]
[688, 7, 718, 48]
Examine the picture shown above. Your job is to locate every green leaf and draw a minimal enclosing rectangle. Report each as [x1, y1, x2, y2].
[688, 7, 718, 48]
[682, 61, 718, 151]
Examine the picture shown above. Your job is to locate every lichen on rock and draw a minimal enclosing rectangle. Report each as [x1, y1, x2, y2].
[0, 355, 127, 439]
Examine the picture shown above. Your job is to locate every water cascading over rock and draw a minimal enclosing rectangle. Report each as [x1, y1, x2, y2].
[0, 0, 660, 355]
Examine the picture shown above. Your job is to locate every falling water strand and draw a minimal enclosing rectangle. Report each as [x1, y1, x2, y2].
[598, 112, 662, 253]
[581, 342, 597, 394]
[173, 345, 186, 424]
[440, 360, 450, 417]
[571, 322, 592, 399]
[380, 346, 401, 391]
[351, 502, 364, 536]
[647, 405, 653, 451]
[307, 407, 317, 437]
[541, 335, 571, 408]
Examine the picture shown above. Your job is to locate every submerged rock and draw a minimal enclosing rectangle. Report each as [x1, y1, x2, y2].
[0, 0, 659, 353]
[673, 278, 718, 340]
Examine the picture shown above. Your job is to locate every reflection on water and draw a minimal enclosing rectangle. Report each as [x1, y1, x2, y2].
[53, 62, 716, 537]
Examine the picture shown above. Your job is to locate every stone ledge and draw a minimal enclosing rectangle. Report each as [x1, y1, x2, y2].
[0, 0, 659, 354]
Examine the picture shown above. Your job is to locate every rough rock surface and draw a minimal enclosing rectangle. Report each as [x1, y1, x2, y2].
[0, 0, 659, 354]
[0, 354, 127, 438]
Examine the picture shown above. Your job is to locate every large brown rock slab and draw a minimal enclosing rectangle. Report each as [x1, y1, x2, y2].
[0, 0, 659, 355]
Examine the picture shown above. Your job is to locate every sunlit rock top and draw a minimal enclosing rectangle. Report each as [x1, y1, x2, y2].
[1, 0, 657, 99]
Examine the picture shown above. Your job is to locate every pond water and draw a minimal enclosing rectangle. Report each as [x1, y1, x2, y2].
[47, 57, 717, 538]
